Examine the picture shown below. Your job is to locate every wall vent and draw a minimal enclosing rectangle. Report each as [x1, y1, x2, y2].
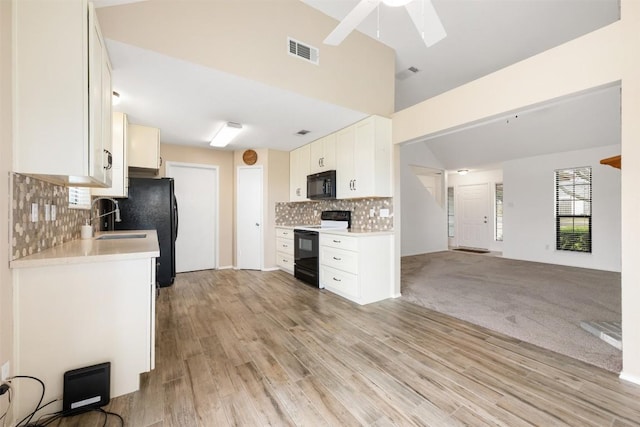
[296, 129, 310, 136]
[288, 37, 319, 65]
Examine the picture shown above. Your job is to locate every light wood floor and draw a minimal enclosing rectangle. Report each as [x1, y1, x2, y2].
[54, 268, 640, 426]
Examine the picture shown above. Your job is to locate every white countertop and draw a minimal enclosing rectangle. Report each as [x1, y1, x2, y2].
[278, 225, 393, 237]
[10, 230, 160, 268]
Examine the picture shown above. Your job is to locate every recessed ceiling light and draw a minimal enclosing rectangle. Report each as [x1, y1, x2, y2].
[458, 169, 469, 175]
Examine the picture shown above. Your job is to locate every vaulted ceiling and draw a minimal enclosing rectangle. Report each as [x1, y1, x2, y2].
[95, 0, 621, 166]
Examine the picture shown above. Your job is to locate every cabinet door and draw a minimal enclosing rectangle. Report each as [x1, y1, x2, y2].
[128, 125, 160, 169]
[289, 145, 310, 201]
[309, 134, 337, 173]
[352, 117, 375, 197]
[88, 3, 112, 185]
[309, 139, 324, 174]
[336, 126, 356, 198]
[93, 112, 128, 197]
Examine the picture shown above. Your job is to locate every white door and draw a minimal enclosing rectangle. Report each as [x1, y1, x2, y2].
[166, 162, 218, 273]
[237, 167, 263, 270]
[458, 183, 490, 249]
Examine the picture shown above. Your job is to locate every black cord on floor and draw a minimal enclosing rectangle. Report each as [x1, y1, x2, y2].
[11, 376, 45, 427]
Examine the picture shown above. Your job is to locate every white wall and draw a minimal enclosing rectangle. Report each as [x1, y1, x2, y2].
[503, 144, 621, 272]
[448, 169, 504, 252]
[400, 142, 448, 256]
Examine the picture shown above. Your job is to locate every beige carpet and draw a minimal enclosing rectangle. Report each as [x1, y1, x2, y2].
[401, 251, 622, 372]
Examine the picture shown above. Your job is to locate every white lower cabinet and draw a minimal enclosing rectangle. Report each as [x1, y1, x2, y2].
[275, 227, 294, 273]
[12, 257, 156, 419]
[319, 232, 393, 305]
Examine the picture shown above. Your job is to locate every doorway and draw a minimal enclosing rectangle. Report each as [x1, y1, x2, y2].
[165, 162, 218, 272]
[236, 166, 263, 270]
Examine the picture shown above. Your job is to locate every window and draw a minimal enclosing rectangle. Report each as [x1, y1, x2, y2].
[495, 183, 503, 241]
[555, 167, 591, 253]
[447, 186, 454, 237]
[69, 187, 91, 209]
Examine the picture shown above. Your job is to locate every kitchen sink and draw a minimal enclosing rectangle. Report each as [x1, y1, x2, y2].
[95, 233, 147, 240]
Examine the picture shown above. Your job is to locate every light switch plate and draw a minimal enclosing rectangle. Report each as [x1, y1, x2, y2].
[380, 208, 390, 218]
[45, 204, 51, 221]
[51, 205, 57, 221]
[1, 361, 9, 381]
[31, 203, 38, 222]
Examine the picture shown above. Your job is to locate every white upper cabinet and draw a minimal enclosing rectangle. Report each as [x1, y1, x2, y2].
[336, 116, 392, 199]
[93, 112, 129, 198]
[289, 144, 310, 202]
[13, 0, 113, 187]
[309, 133, 336, 174]
[128, 124, 161, 170]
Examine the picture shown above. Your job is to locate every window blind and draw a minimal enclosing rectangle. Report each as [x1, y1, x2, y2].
[555, 167, 592, 253]
[495, 183, 503, 241]
[68, 187, 91, 209]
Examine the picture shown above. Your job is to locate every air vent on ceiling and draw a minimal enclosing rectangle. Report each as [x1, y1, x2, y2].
[296, 129, 310, 136]
[395, 66, 420, 81]
[288, 37, 319, 65]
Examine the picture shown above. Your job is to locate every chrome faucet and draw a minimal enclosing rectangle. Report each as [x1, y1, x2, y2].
[90, 197, 122, 224]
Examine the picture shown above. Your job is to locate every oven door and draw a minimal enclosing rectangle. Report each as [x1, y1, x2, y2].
[294, 229, 319, 287]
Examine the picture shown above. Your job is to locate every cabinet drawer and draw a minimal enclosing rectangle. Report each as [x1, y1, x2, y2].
[320, 246, 358, 274]
[276, 238, 294, 255]
[320, 233, 358, 251]
[277, 252, 294, 272]
[276, 228, 294, 240]
[320, 265, 359, 299]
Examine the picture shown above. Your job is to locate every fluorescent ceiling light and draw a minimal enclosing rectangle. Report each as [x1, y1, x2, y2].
[210, 122, 243, 147]
[457, 169, 469, 175]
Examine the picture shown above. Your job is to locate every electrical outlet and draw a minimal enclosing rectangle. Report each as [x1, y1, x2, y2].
[1, 361, 9, 381]
[45, 204, 51, 221]
[31, 203, 38, 222]
[369, 208, 375, 217]
[380, 208, 390, 218]
[51, 205, 57, 221]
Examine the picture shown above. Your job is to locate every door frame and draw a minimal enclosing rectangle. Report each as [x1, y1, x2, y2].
[236, 165, 264, 270]
[165, 161, 220, 270]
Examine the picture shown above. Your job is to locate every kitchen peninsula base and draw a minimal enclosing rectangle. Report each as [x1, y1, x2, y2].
[11, 232, 158, 421]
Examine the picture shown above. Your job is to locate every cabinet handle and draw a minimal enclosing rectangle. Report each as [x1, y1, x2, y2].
[103, 149, 112, 170]
[283, 244, 288, 248]
[333, 277, 341, 282]
[333, 239, 341, 243]
[333, 256, 341, 261]
[353, 179, 356, 191]
[159, 156, 163, 167]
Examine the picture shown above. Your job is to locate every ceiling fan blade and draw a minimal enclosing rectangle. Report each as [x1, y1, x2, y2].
[405, 0, 446, 47]
[323, 0, 382, 46]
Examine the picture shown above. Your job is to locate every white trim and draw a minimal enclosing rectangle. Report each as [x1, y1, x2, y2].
[217, 265, 234, 270]
[165, 161, 220, 270]
[262, 267, 279, 272]
[619, 371, 640, 386]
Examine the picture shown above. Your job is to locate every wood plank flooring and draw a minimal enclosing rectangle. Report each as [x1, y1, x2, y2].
[53, 268, 640, 426]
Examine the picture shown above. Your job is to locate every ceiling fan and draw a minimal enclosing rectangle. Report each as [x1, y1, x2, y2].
[323, 0, 446, 48]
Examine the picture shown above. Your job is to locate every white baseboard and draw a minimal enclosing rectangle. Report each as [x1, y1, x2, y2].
[392, 293, 402, 298]
[262, 267, 279, 272]
[217, 265, 234, 270]
[619, 371, 640, 385]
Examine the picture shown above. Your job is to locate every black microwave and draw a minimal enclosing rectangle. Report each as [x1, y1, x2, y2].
[307, 170, 336, 199]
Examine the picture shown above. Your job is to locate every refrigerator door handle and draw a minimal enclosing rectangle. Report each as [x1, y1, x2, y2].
[173, 196, 179, 240]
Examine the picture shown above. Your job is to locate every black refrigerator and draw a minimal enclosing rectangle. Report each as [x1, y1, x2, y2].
[104, 177, 178, 287]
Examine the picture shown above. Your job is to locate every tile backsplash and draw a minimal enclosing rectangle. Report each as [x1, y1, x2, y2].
[276, 198, 393, 231]
[10, 173, 90, 260]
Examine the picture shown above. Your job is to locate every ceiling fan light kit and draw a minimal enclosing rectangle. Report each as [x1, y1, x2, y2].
[382, 0, 413, 7]
[323, 0, 446, 48]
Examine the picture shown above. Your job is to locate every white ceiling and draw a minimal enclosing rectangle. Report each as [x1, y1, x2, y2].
[96, 0, 621, 163]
